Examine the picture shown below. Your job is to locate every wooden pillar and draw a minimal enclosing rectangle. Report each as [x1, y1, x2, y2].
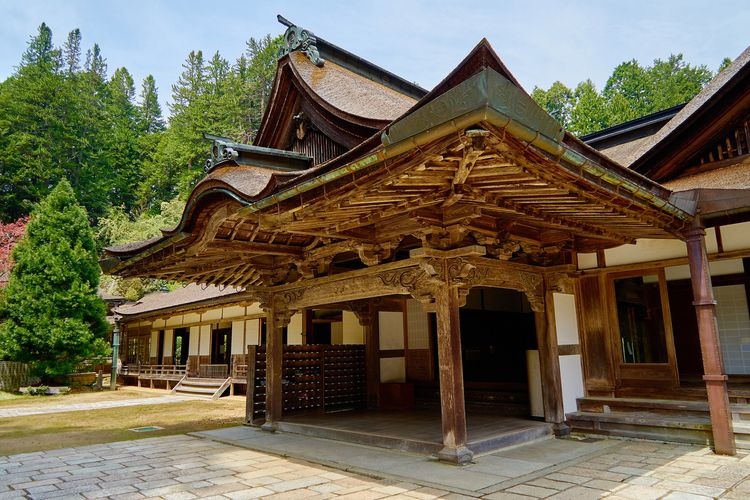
[685, 225, 736, 455]
[537, 295, 569, 435]
[434, 284, 473, 464]
[261, 299, 291, 432]
[354, 302, 380, 409]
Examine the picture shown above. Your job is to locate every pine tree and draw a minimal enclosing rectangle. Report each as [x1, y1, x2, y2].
[62, 28, 82, 75]
[138, 75, 165, 133]
[0, 180, 108, 380]
[0, 24, 67, 222]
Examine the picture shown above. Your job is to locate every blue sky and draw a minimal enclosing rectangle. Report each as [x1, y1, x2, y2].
[2, 1, 749, 116]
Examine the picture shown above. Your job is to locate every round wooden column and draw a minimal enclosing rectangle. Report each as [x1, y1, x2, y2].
[685, 225, 735, 455]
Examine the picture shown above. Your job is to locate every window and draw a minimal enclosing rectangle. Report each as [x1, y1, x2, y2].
[614, 274, 668, 364]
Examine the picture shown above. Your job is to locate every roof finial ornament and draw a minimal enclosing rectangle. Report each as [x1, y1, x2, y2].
[277, 14, 325, 67]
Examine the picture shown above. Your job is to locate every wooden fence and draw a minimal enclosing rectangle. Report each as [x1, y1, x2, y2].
[0, 361, 30, 392]
[247, 344, 366, 424]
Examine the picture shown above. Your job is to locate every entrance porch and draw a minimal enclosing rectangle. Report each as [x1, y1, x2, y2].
[278, 408, 553, 456]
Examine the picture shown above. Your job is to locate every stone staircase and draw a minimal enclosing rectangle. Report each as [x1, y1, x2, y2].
[171, 376, 231, 399]
[567, 396, 750, 449]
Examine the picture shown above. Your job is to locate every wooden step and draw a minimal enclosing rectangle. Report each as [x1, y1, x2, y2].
[172, 376, 231, 399]
[567, 410, 713, 446]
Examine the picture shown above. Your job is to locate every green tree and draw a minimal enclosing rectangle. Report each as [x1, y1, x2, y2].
[532, 53, 720, 136]
[530, 81, 574, 128]
[97, 196, 185, 301]
[0, 180, 108, 380]
[138, 75, 165, 133]
[0, 24, 67, 222]
[567, 80, 609, 135]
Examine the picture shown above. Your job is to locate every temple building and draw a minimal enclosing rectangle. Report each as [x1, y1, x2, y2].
[103, 18, 750, 463]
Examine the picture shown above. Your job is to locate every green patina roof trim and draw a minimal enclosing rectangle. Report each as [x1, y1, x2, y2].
[204, 134, 312, 172]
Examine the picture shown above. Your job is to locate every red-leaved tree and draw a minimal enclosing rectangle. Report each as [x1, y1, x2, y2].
[0, 217, 29, 283]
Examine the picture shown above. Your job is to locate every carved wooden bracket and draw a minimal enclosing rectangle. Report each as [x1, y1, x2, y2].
[546, 272, 574, 294]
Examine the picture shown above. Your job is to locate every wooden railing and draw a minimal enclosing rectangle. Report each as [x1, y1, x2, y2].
[248, 344, 366, 424]
[137, 364, 187, 379]
[232, 363, 247, 379]
[198, 364, 228, 379]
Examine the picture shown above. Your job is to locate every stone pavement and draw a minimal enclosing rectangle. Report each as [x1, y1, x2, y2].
[0, 395, 200, 418]
[3, 428, 750, 499]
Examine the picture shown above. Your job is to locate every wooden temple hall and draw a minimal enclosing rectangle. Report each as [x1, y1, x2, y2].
[102, 18, 750, 463]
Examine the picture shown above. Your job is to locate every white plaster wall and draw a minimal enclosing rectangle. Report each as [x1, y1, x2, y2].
[223, 305, 245, 318]
[665, 259, 745, 281]
[577, 252, 598, 270]
[380, 358, 406, 383]
[149, 331, 159, 357]
[246, 302, 263, 315]
[379, 312, 404, 350]
[202, 309, 222, 321]
[247, 319, 260, 346]
[286, 313, 303, 345]
[231, 320, 245, 355]
[152, 318, 166, 328]
[560, 355, 585, 415]
[183, 313, 200, 324]
[553, 293, 579, 346]
[605, 238, 687, 266]
[163, 330, 173, 357]
[706, 227, 719, 254]
[406, 299, 430, 349]
[722, 222, 750, 252]
[166, 315, 183, 327]
[342, 311, 364, 344]
[199, 325, 211, 354]
[331, 322, 343, 344]
[189, 326, 200, 355]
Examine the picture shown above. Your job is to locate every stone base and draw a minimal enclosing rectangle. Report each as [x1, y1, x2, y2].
[261, 421, 279, 433]
[553, 422, 571, 437]
[437, 445, 474, 465]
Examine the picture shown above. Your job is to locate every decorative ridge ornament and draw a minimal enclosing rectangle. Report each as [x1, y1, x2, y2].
[277, 14, 325, 67]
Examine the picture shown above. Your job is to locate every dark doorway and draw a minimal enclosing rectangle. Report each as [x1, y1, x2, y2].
[667, 280, 703, 381]
[173, 328, 189, 366]
[459, 287, 537, 413]
[211, 327, 232, 366]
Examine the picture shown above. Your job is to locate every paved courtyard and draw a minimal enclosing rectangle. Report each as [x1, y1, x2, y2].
[0, 396, 200, 418]
[3, 428, 750, 499]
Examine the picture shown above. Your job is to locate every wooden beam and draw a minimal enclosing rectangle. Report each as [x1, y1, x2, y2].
[208, 239, 304, 257]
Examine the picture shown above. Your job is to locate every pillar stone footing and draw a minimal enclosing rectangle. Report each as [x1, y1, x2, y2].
[553, 422, 571, 437]
[437, 445, 474, 465]
[261, 421, 278, 433]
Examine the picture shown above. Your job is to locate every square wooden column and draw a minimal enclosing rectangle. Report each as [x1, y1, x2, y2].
[261, 300, 292, 432]
[352, 302, 380, 409]
[433, 284, 473, 464]
[685, 225, 735, 455]
[536, 297, 569, 435]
